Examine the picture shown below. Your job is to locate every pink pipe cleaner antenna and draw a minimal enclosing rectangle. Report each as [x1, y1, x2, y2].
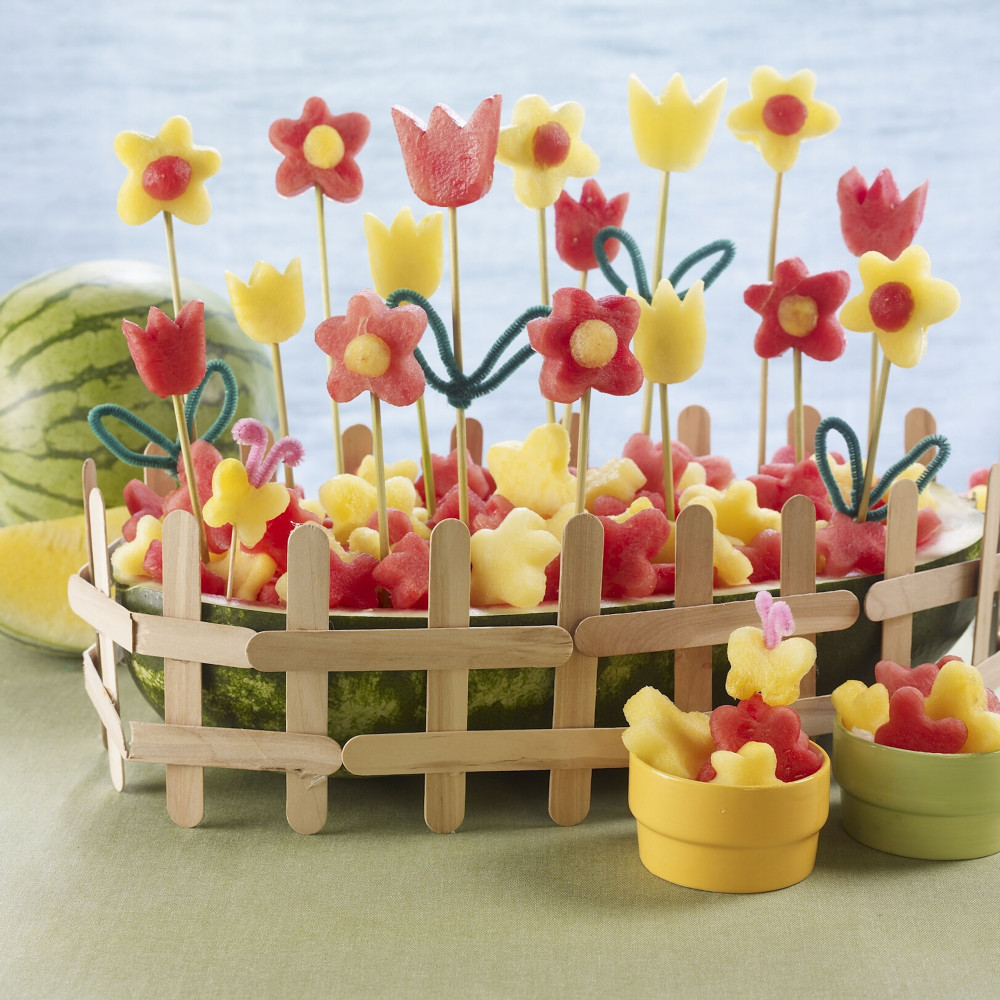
[233, 418, 305, 487]
[755, 590, 795, 649]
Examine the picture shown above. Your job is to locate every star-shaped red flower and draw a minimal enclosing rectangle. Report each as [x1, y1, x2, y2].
[371, 531, 430, 610]
[554, 178, 629, 272]
[744, 257, 850, 362]
[269, 97, 370, 203]
[598, 507, 670, 600]
[838, 167, 928, 260]
[315, 289, 426, 407]
[527, 286, 643, 404]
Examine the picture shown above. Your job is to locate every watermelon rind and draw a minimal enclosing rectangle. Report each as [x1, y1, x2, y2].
[0, 260, 278, 526]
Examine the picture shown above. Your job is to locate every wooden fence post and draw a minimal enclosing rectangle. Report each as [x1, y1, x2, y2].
[673, 504, 715, 711]
[549, 512, 603, 826]
[285, 522, 331, 834]
[781, 494, 818, 696]
[677, 405, 710, 456]
[162, 510, 204, 827]
[973, 464, 1000, 666]
[881, 479, 919, 665]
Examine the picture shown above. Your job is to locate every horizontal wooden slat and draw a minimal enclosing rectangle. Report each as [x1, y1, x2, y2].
[128, 723, 342, 776]
[341, 727, 629, 775]
[82, 644, 127, 757]
[574, 591, 859, 658]
[67, 574, 134, 650]
[246, 624, 573, 674]
[792, 694, 835, 737]
[865, 559, 980, 622]
[133, 613, 254, 669]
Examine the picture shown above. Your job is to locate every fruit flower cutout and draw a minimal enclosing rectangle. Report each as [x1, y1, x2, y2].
[726, 591, 815, 706]
[554, 179, 629, 275]
[363, 207, 444, 301]
[744, 258, 850, 362]
[122, 299, 207, 399]
[726, 67, 839, 174]
[114, 116, 221, 226]
[225, 259, 306, 346]
[269, 97, 370, 202]
[496, 95, 600, 210]
[526, 287, 642, 404]
[839, 244, 959, 368]
[315, 289, 427, 407]
[627, 73, 727, 173]
[391, 95, 502, 208]
[838, 167, 928, 260]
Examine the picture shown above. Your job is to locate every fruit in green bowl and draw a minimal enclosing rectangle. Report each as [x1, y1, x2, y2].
[0, 260, 277, 526]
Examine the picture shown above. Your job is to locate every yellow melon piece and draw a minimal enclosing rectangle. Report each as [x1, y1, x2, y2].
[0, 507, 128, 654]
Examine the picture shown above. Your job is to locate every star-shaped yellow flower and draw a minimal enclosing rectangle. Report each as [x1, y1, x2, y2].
[679, 479, 781, 544]
[622, 685, 715, 779]
[202, 458, 290, 547]
[225, 259, 306, 345]
[584, 457, 646, 510]
[708, 742, 782, 787]
[496, 95, 600, 209]
[363, 207, 444, 301]
[627, 74, 727, 173]
[628, 279, 706, 385]
[726, 67, 839, 174]
[839, 245, 959, 368]
[317, 473, 420, 544]
[110, 514, 162, 580]
[487, 423, 576, 518]
[470, 507, 562, 608]
[114, 116, 221, 226]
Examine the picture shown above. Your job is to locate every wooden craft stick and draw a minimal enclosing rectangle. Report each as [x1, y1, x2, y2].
[134, 614, 254, 670]
[792, 694, 835, 738]
[246, 624, 572, 674]
[343, 727, 629, 776]
[973, 464, 1000, 665]
[450, 416, 484, 466]
[549, 512, 603, 826]
[676, 405, 710, 457]
[781, 495, 817, 697]
[977, 648, 1000, 690]
[865, 559, 980, 621]
[904, 407, 937, 468]
[673, 504, 715, 711]
[424, 519, 471, 834]
[142, 442, 175, 497]
[574, 589, 859, 658]
[341, 423, 373, 477]
[880, 479, 918, 665]
[88, 488, 125, 790]
[129, 723, 342, 776]
[82, 643, 127, 757]
[161, 510, 204, 827]
[786, 405, 820, 456]
[284, 522, 332, 834]
[67, 572, 134, 652]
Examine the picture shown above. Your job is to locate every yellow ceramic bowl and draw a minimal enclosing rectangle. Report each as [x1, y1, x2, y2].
[627, 747, 830, 893]
[833, 720, 1000, 860]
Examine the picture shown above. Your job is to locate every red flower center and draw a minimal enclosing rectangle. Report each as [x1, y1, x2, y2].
[141, 155, 193, 201]
[868, 281, 915, 332]
[532, 121, 572, 168]
[762, 94, 808, 137]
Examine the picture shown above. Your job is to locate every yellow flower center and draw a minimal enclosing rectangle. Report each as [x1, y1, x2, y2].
[569, 319, 618, 369]
[343, 333, 391, 377]
[303, 125, 345, 169]
[777, 295, 819, 337]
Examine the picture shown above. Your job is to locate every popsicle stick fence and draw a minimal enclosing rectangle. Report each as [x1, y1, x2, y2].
[70, 407, 1000, 835]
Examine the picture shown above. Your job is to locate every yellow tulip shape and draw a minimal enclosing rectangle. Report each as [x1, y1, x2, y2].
[363, 207, 444, 301]
[225, 258, 306, 345]
[627, 74, 727, 173]
[629, 279, 707, 385]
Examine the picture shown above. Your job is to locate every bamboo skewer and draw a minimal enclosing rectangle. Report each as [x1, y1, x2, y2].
[270, 342, 295, 489]
[640, 170, 670, 436]
[574, 388, 591, 514]
[857, 353, 892, 522]
[448, 206, 470, 527]
[316, 184, 345, 474]
[659, 382, 674, 520]
[758, 170, 783, 470]
[537, 206, 557, 425]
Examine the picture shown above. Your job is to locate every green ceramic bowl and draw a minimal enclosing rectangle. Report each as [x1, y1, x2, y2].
[833, 720, 1000, 860]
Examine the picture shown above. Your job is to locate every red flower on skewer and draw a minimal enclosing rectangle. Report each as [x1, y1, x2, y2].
[526, 286, 643, 404]
[122, 299, 206, 398]
[315, 289, 427, 407]
[391, 95, 502, 208]
[744, 258, 850, 362]
[837, 167, 928, 260]
[553, 179, 630, 272]
[269, 97, 370, 202]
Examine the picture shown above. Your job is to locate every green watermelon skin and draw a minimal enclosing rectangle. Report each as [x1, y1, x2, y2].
[0, 260, 278, 525]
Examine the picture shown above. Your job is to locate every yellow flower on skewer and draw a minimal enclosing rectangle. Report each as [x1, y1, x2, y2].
[224, 259, 306, 345]
[114, 116, 221, 225]
[627, 279, 707, 385]
[726, 67, 839, 174]
[839, 245, 959, 368]
[627, 74, 727, 173]
[496, 95, 600, 209]
[203, 458, 291, 547]
[363, 208, 444, 301]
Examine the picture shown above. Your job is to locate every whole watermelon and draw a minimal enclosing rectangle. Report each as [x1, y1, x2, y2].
[0, 260, 278, 525]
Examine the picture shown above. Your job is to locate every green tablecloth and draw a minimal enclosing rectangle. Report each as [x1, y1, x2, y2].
[3, 633, 997, 999]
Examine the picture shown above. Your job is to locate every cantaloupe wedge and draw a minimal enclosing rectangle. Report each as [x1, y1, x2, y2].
[0, 507, 128, 654]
